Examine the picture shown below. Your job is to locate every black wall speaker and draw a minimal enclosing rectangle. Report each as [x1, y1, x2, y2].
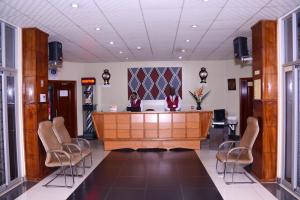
[233, 37, 249, 59]
[49, 41, 63, 62]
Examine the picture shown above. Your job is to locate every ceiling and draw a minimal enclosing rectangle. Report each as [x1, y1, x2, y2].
[0, 0, 299, 62]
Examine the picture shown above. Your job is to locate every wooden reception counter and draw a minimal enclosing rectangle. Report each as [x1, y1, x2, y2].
[92, 111, 212, 150]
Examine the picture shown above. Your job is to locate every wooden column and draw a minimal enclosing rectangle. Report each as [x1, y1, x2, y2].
[22, 28, 50, 180]
[251, 20, 277, 181]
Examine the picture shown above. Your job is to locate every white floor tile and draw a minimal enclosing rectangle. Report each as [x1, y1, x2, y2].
[16, 142, 109, 200]
[196, 149, 277, 200]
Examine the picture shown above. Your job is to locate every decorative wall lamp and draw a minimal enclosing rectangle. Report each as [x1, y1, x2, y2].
[102, 69, 111, 85]
[199, 67, 208, 83]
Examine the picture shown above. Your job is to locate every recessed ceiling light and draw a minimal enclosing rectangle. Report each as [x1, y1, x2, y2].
[203, 0, 209, 2]
[191, 24, 198, 28]
[119, 51, 123, 54]
[181, 49, 186, 53]
[178, 56, 183, 59]
[95, 27, 101, 31]
[71, 3, 78, 8]
[125, 57, 129, 60]
[137, 46, 142, 50]
[109, 41, 114, 45]
[185, 39, 190, 42]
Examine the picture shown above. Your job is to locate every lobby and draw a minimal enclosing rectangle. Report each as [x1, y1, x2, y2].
[0, 0, 299, 199]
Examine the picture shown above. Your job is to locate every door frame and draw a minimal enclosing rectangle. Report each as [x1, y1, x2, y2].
[239, 77, 253, 136]
[48, 80, 78, 136]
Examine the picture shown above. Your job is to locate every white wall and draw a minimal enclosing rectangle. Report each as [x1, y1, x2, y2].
[50, 60, 252, 136]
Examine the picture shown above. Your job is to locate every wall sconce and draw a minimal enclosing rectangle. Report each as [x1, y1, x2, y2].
[102, 69, 111, 85]
[199, 67, 208, 83]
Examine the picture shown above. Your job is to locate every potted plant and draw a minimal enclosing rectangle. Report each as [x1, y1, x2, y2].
[188, 87, 210, 110]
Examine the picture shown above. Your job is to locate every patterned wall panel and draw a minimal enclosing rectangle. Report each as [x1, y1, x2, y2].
[128, 67, 182, 100]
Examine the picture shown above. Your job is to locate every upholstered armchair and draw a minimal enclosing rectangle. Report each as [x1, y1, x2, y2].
[52, 117, 92, 168]
[38, 121, 84, 188]
[216, 117, 259, 184]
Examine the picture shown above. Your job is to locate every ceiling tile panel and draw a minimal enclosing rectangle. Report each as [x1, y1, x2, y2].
[268, 0, 300, 8]
[210, 20, 244, 30]
[217, 7, 261, 20]
[184, 0, 227, 9]
[180, 7, 222, 24]
[140, 0, 183, 10]
[226, 0, 270, 8]
[96, 0, 140, 12]
[0, 0, 298, 61]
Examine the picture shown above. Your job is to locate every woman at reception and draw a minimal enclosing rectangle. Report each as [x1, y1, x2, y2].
[127, 92, 143, 111]
[164, 87, 181, 111]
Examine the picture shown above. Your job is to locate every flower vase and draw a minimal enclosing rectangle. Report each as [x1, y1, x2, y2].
[196, 102, 201, 110]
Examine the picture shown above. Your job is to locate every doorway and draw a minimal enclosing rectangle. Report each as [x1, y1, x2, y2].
[239, 78, 253, 136]
[48, 80, 77, 137]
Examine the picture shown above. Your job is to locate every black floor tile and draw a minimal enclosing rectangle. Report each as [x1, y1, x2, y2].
[182, 187, 223, 200]
[113, 176, 146, 189]
[147, 176, 180, 188]
[262, 183, 299, 200]
[67, 186, 109, 200]
[145, 187, 182, 200]
[0, 181, 36, 200]
[180, 176, 216, 188]
[69, 150, 223, 200]
[106, 188, 145, 200]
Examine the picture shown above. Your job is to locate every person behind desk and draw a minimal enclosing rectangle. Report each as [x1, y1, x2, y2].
[127, 92, 143, 111]
[164, 87, 181, 111]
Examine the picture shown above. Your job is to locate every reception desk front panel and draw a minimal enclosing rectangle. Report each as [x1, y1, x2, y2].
[92, 111, 212, 150]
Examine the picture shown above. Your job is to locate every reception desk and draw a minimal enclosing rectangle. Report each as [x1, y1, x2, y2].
[92, 111, 212, 150]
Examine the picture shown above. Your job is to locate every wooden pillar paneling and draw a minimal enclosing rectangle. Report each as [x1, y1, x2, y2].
[22, 28, 50, 180]
[251, 20, 277, 182]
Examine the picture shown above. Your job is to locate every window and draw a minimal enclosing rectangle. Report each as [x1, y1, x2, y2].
[297, 12, 300, 60]
[0, 25, 2, 67]
[5, 25, 15, 68]
[281, 8, 300, 195]
[0, 21, 20, 192]
[285, 17, 293, 63]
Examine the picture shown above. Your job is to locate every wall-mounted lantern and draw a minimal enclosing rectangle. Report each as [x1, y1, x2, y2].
[199, 67, 208, 83]
[102, 69, 111, 85]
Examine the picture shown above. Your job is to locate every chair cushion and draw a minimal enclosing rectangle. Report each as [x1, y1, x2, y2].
[46, 153, 82, 167]
[216, 151, 252, 165]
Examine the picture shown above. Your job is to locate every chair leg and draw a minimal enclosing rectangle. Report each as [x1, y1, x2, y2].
[83, 158, 86, 174]
[231, 162, 236, 183]
[84, 154, 93, 168]
[43, 166, 73, 188]
[223, 162, 227, 180]
[70, 165, 75, 186]
[90, 154, 93, 166]
[216, 159, 223, 174]
[63, 166, 67, 186]
[224, 163, 256, 185]
[75, 165, 78, 177]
